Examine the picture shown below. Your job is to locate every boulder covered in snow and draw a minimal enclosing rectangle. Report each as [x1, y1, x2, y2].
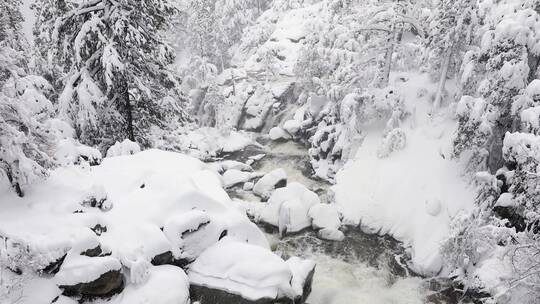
[163, 209, 229, 263]
[308, 204, 341, 230]
[282, 120, 301, 136]
[253, 168, 287, 199]
[222, 169, 258, 189]
[55, 255, 123, 298]
[269, 127, 291, 141]
[111, 265, 190, 304]
[106, 139, 141, 158]
[259, 182, 320, 236]
[188, 237, 314, 304]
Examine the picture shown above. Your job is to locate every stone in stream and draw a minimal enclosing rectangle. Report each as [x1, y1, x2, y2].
[188, 237, 315, 304]
[55, 255, 124, 298]
[253, 168, 287, 200]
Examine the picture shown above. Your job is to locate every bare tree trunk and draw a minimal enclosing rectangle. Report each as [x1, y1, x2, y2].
[433, 46, 453, 111]
[374, 21, 402, 88]
[125, 86, 135, 141]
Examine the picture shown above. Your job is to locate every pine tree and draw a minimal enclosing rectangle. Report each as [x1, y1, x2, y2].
[0, 0, 57, 196]
[453, 5, 540, 173]
[33, 0, 188, 148]
[424, 0, 478, 110]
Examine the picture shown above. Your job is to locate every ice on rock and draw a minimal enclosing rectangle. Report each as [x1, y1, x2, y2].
[111, 265, 190, 304]
[269, 126, 292, 141]
[106, 139, 141, 157]
[188, 237, 292, 301]
[253, 168, 287, 199]
[308, 204, 341, 230]
[259, 182, 320, 234]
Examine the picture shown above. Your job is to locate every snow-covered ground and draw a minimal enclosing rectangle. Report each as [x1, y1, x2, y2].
[332, 73, 476, 275]
[0, 149, 312, 304]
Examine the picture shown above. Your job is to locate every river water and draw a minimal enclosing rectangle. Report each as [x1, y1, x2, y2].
[220, 138, 463, 304]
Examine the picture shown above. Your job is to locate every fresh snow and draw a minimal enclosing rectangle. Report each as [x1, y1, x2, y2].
[252, 168, 287, 199]
[188, 237, 312, 301]
[0, 150, 269, 291]
[332, 73, 476, 274]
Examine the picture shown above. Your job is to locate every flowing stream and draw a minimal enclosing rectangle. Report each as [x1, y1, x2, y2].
[220, 138, 466, 304]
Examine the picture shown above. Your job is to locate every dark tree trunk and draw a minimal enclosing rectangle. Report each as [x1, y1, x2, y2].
[124, 86, 135, 141]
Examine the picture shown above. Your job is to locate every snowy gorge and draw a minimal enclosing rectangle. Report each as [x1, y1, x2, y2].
[2, 0, 540, 303]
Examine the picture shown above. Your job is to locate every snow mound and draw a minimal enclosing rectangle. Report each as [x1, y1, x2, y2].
[253, 168, 287, 199]
[0, 149, 269, 294]
[269, 126, 292, 141]
[111, 265, 190, 304]
[55, 255, 121, 286]
[188, 237, 313, 301]
[222, 169, 257, 188]
[308, 204, 342, 230]
[259, 182, 320, 235]
[106, 139, 141, 157]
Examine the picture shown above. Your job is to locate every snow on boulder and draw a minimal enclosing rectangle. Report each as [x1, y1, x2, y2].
[285, 257, 316, 303]
[0, 149, 270, 299]
[220, 160, 253, 172]
[259, 182, 320, 235]
[269, 126, 291, 141]
[253, 168, 287, 199]
[308, 204, 341, 230]
[110, 265, 190, 304]
[222, 169, 257, 189]
[283, 120, 301, 136]
[317, 228, 345, 241]
[188, 237, 314, 304]
[106, 139, 141, 157]
[55, 255, 123, 297]
[56, 138, 102, 166]
[163, 210, 229, 263]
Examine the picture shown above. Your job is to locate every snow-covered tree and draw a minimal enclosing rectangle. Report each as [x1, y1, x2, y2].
[423, 0, 479, 110]
[0, 0, 57, 196]
[453, 4, 540, 173]
[33, 0, 188, 148]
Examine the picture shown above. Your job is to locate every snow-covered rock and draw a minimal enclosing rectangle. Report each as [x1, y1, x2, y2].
[220, 160, 253, 172]
[308, 204, 341, 230]
[222, 169, 254, 189]
[259, 182, 320, 235]
[283, 120, 301, 135]
[0, 149, 270, 300]
[106, 139, 141, 157]
[110, 265, 190, 304]
[243, 182, 254, 191]
[317, 228, 345, 241]
[56, 138, 102, 166]
[188, 237, 314, 303]
[55, 255, 123, 297]
[252, 168, 287, 199]
[162, 209, 235, 263]
[285, 257, 316, 302]
[269, 127, 291, 141]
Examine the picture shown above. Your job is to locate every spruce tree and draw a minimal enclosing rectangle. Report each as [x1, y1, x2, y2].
[33, 0, 188, 148]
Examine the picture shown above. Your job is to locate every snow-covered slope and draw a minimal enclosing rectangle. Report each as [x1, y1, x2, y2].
[332, 73, 475, 275]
